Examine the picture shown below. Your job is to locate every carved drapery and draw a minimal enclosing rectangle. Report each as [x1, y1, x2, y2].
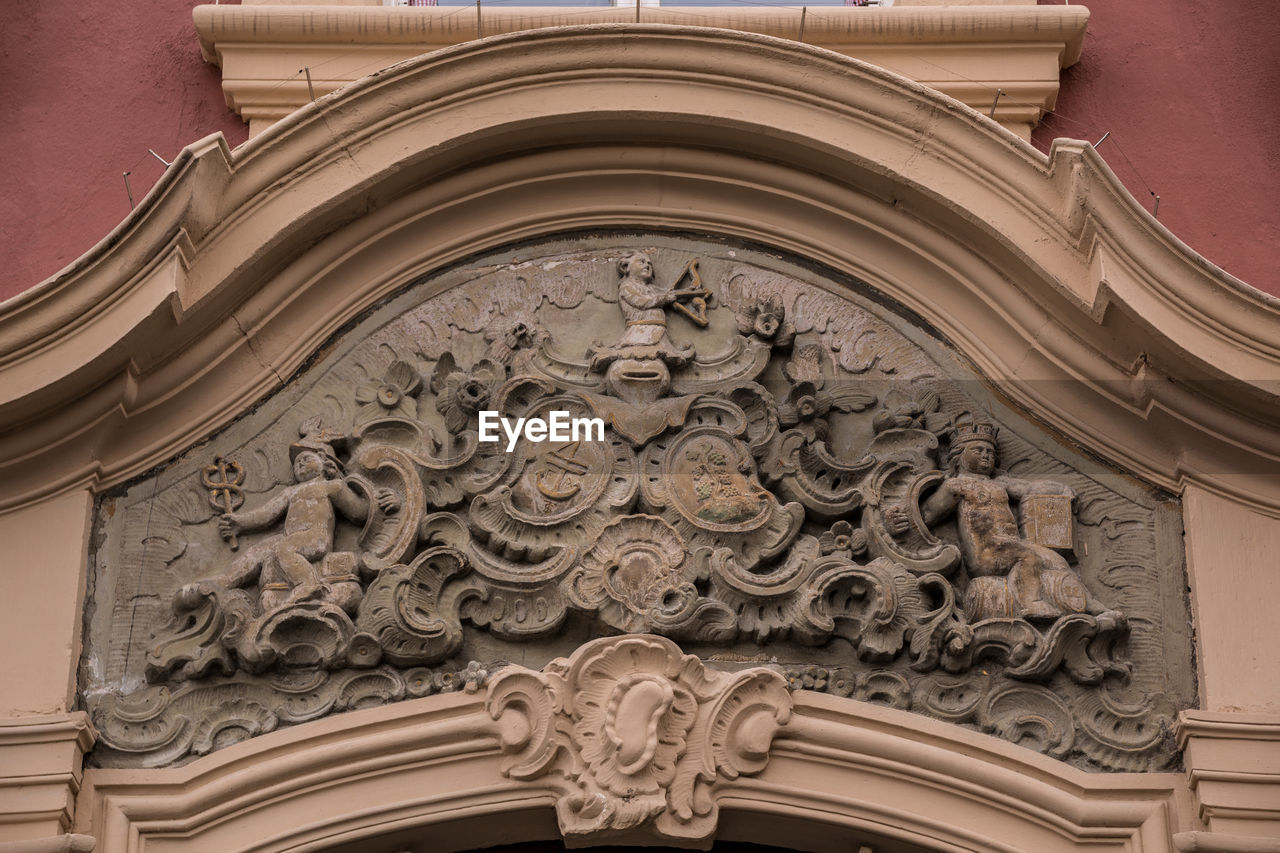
[82, 238, 1192, 771]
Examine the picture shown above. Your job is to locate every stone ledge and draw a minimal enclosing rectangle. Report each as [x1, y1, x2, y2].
[0, 715, 96, 843]
[0, 836, 96, 853]
[193, 4, 1089, 139]
[79, 651, 1185, 852]
[1178, 711, 1280, 840]
[1174, 831, 1280, 853]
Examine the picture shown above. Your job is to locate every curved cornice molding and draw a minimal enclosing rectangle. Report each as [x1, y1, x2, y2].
[2, 25, 1278, 513]
[79, 647, 1182, 853]
[192, 4, 1089, 138]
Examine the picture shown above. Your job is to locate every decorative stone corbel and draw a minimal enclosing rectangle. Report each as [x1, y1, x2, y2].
[485, 634, 792, 843]
[0, 714, 96, 842]
[1176, 711, 1280, 851]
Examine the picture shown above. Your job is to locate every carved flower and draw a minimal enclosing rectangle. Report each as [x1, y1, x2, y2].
[786, 666, 831, 692]
[945, 625, 974, 657]
[778, 345, 876, 440]
[784, 381, 827, 424]
[873, 386, 949, 435]
[818, 520, 868, 559]
[404, 667, 436, 698]
[827, 668, 855, 697]
[736, 294, 795, 348]
[355, 360, 422, 422]
[781, 382, 878, 439]
[805, 667, 830, 690]
[461, 660, 488, 694]
[429, 353, 503, 433]
[484, 319, 545, 366]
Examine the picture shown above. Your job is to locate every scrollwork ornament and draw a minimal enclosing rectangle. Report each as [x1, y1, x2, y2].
[190, 699, 278, 756]
[978, 684, 1075, 758]
[93, 660, 492, 767]
[356, 545, 470, 666]
[1073, 690, 1173, 771]
[145, 583, 252, 683]
[485, 634, 792, 842]
[88, 244, 1177, 772]
[566, 515, 710, 635]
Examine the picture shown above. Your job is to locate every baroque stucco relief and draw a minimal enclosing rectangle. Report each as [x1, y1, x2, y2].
[81, 237, 1193, 776]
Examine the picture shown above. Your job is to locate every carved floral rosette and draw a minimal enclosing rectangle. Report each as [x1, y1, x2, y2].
[83, 239, 1193, 773]
[486, 634, 792, 841]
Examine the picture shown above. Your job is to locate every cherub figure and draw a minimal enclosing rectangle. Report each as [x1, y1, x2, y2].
[617, 250, 679, 349]
[920, 420, 1109, 622]
[214, 424, 398, 612]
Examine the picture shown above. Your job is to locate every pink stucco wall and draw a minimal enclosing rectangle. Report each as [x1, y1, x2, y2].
[3, 1, 1277, 301]
[0, 0, 248, 302]
[1033, 0, 1280, 297]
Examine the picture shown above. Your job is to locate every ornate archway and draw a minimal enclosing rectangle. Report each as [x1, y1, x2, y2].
[2, 24, 1277, 853]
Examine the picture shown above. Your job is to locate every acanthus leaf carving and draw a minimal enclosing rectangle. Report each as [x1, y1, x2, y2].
[144, 584, 251, 683]
[355, 545, 470, 667]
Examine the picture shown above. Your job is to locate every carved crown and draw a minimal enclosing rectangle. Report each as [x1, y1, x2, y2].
[952, 418, 999, 448]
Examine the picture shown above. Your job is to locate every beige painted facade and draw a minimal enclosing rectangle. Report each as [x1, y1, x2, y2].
[195, 2, 1086, 140]
[2, 11, 1278, 853]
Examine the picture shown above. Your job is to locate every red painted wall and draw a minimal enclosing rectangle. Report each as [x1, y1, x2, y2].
[0, 0, 247, 303]
[1033, 0, 1280, 296]
[2, 1, 1277, 300]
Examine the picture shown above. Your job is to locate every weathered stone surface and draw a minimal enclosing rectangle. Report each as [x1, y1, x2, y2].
[81, 236, 1194, 770]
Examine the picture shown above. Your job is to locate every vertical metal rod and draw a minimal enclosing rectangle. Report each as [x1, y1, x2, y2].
[1152, 195, 1161, 218]
[304, 67, 316, 101]
[122, 172, 135, 210]
[476, 0, 482, 38]
[635, 0, 640, 23]
[798, 6, 807, 42]
[988, 88, 1003, 118]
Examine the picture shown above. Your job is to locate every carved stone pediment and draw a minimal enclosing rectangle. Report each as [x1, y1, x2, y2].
[81, 236, 1194, 772]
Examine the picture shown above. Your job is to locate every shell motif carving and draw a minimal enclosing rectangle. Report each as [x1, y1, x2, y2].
[486, 634, 792, 841]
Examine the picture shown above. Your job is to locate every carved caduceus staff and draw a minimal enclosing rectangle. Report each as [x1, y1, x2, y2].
[202, 457, 245, 550]
[668, 259, 713, 327]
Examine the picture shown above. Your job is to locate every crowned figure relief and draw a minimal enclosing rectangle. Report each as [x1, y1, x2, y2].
[920, 420, 1118, 624]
